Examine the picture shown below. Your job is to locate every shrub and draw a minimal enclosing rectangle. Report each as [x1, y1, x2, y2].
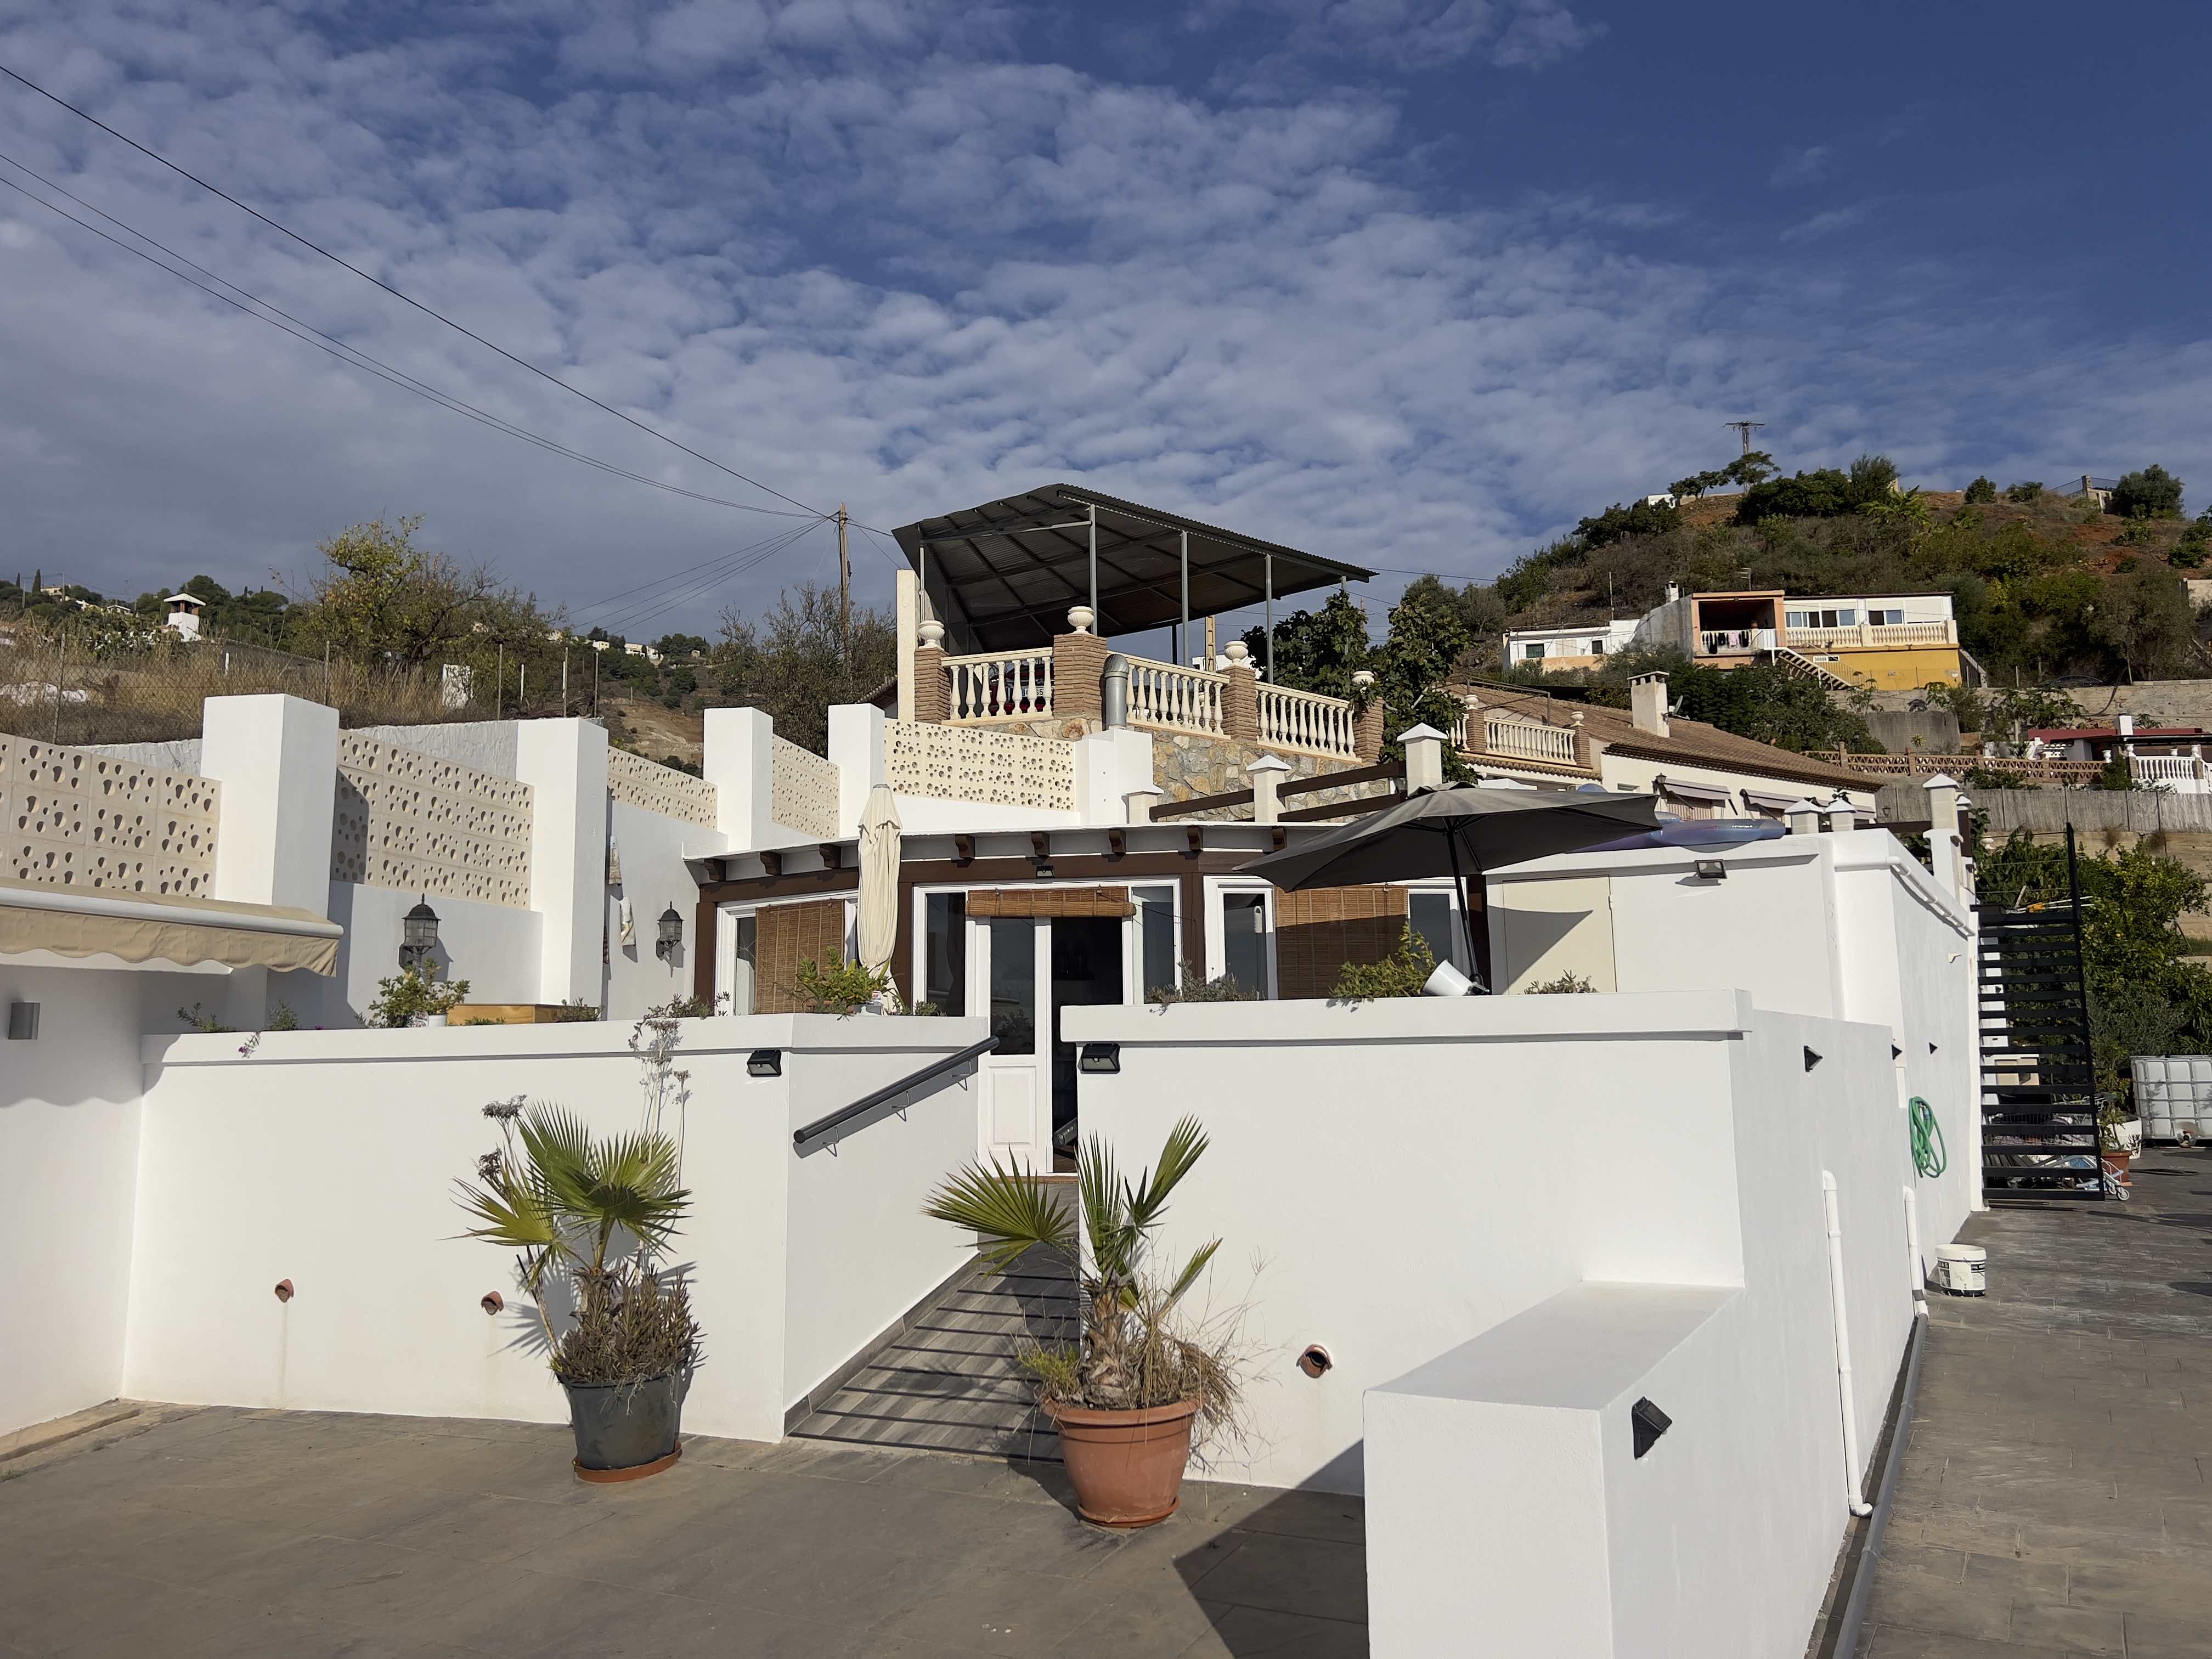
[1331, 927, 1436, 1000]
[1963, 476, 1997, 504]
[1527, 969, 1596, 994]
[1149, 960, 1259, 1003]
[2006, 481, 2044, 503]
[2115, 517, 2157, 548]
[793, 958, 890, 1014]
[550, 999, 602, 1023]
[366, 966, 471, 1027]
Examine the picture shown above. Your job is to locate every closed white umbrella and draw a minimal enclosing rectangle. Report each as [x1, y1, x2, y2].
[856, 783, 904, 1005]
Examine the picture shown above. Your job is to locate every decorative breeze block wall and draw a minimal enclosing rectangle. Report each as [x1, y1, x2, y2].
[608, 747, 719, 829]
[770, 736, 842, 839]
[883, 720, 1076, 812]
[329, 732, 533, 908]
[1, 732, 219, 896]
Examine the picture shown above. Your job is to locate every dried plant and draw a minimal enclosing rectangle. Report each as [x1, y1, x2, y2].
[924, 1117, 1245, 1444]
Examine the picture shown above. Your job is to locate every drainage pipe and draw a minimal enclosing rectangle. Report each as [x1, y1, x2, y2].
[1824, 1312, 1928, 1659]
[1901, 1185, 1927, 1312]
[1822, 1171, 1875, 1517]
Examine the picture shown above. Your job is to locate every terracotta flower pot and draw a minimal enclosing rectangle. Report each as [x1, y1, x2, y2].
[1046, 1397, 1201, 1527]
[2104, 1149, 2132, 1186]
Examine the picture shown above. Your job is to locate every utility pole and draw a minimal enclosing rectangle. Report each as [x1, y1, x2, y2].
[1724, 420, 1765, 455]
[836, 503, 851, 675]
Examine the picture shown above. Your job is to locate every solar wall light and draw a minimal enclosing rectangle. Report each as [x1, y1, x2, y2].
[1631, 1396, 1672, 1458]
[748, 1048, 783, 1077]
[1693, 859, 1726, 881]
[7, 1001, 38, 1040]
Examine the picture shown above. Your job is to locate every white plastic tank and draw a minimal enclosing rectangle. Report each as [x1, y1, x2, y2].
[2132, 1054, 2212, 1141]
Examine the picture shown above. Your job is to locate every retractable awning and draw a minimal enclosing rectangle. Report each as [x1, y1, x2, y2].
[0, 878, 342, 975]
[1655, 778, 1735, 805]
[891, 483, 1374, 653]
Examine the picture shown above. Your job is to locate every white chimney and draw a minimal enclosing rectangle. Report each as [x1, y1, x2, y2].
[2118, 714, 2136, 740]
[1664, 582, 1680, 603]
[1629, 672, 1670, 738]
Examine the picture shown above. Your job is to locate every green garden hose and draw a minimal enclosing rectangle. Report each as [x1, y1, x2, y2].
[1909, 1096, 1947, 1178]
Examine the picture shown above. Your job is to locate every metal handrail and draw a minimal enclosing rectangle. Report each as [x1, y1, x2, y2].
[790, 1035, 999, 1154]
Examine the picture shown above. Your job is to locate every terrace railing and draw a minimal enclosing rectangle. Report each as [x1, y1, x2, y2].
[1128, 659, 1226, 736]
[1787, 621, 1956, 650]
[2131, 754, 2210, 791]
[1483, 714, 1581, 766]
[945, 648, 1052, 723]
[1257, 681, 1356, 757]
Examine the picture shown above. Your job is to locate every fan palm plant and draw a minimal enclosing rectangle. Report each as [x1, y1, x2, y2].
[454, 1102, 698, 1385]
[923, 1115, 1228, 1414]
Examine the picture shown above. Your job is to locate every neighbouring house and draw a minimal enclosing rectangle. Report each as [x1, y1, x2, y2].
[2061, 473, 2119, 509]
[161, 591, 207, 642]
[1502, 618, 1642, 672]
[1447, 671, 1879, 820]
[2027, 715, 2212, 793]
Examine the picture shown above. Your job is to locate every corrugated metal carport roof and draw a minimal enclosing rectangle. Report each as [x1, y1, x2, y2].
[891, 483, 1373, 653]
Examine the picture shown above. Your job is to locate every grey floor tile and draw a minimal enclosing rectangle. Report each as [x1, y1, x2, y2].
[2005, 1600, 2126, 1654]
[1181, 1531, 1365, 1624]
[2120, 1607, 2212, 1658]
[858, 1560, 1105, 1658]
[0, 1561, 240, 1657]
[1184, 1603, 1368, 1657]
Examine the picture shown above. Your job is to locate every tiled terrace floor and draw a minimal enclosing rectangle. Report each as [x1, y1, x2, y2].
[1858, 1146, 2212, 1656]
[0, 1404, 1365, 1657]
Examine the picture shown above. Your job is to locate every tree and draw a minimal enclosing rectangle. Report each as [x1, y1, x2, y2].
[289, 517, 554, 670]
[712, 582, 895, 754]
[1240, 590, 1372, 696]
[1592, 647, 1876, 754]
[2109, 465, 2185, 520]
[1963, 476, 1997, 504]
[1669, 469, 1730, 500]
[2089, 563, 2196, 681]
[1573, 498, 1679, 550]
[1722, 450, 1776, 488]
[2006, 481, 2044, 503]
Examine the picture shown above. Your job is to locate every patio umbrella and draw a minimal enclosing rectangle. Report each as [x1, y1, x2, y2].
[855, 783, 904, 1005]
[1235, 785, 1662, 983]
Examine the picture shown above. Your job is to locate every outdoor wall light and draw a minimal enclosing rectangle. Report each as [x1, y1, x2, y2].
[481, 1291, 505, 1316]
[1297, 1344, 1334, 1379]
[1692, 859, 1726, 881]
[1630, 1396, 1672, 1459]
[273, 1278, 295, 1304]
[6, 1001, 38, 1040]
[1803, 1047, 1824, 1071]
[748, 1049, 783, 1077]
[399, 898, 441, 971]
[656, 904, 684, 963]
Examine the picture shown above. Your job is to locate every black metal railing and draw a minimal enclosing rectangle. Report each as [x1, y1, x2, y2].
[791, 1036, 998, 1155]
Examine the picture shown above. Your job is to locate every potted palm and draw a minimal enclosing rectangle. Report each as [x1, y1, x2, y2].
[923, 1116, 1239, 1527]
[455, 1101, 700, 1480]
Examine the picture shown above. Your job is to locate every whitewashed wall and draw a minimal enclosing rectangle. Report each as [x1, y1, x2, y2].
[121, 1017, 988, 1441]
[605, 800, 718, 1019]
[0, 963, 204, 1435]
[277, 884, 544, 1028]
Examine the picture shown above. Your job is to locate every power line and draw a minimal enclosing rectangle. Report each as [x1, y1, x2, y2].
[0, 59, 831, 521]
[588, 520, 824, 636]
[0, 156, 821, 522]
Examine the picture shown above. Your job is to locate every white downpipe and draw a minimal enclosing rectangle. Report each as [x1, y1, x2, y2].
[1902, 1184, 1928, 1313]
[1823, 1171, 1875, 1517]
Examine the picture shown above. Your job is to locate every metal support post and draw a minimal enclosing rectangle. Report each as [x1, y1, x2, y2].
[1088, 504, 1099, 624]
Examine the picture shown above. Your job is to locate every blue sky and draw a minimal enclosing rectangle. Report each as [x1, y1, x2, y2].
[2, 1, 2205, 642]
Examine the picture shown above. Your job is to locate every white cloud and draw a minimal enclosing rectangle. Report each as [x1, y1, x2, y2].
[0, 0, 2203, 646]
[1770, 144, 1831, 189]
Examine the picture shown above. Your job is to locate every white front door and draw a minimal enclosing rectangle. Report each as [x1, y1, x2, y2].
[977, 915, 1051, 1169]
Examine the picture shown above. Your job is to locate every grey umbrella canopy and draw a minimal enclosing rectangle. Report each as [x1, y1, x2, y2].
[1235, 786, 1663, 985]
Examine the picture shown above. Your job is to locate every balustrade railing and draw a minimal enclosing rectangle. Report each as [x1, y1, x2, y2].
[1787, 621, 1956, 650]
[945, 648, 1052, 722]
[1127, 659, 1226, 736]
[1483, 715, 1580, 765]
[1257, 681, 1355, 757]
[2131, 754, 2209, 789]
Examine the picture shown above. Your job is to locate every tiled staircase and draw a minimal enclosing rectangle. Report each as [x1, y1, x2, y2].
[786, 1245, 1076, 1460]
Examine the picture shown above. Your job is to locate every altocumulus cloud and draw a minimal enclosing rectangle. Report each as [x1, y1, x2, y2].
[0, 0, 2205, 633]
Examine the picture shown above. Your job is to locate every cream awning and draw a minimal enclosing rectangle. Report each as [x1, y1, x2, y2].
[0, 877, 341, 975]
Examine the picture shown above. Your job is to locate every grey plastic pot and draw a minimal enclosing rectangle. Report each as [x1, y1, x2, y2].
[562, 1371, 686, 1480]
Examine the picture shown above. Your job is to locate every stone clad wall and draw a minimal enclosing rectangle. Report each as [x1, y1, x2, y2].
[1153, 732, 1380, 819]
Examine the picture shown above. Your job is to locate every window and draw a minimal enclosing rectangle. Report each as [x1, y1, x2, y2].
[1590, 639, 1607, 654]
[1837, 608, 1859, 626]
[1135, 885, 1176, 1000]
[1522, 641, 1546, 661]
[729, 912, 758, 1015]
[1408, 890, 1458, 972]
[923, 893, 966, 1015]
[986, 918, 1036, 1056]
[1870, 608, 1904, 626]
[1221, 891, 1269, 995]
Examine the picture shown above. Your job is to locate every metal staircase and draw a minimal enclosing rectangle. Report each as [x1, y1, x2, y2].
[1977, 827, 2104, 1201]
[787, 1245, 1075, 1459]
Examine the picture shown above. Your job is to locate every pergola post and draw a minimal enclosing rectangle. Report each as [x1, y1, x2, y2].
[1180, 530, 1190, 668]
[1088, 503, 1098, 626]
[1265, 554, 1274, 683]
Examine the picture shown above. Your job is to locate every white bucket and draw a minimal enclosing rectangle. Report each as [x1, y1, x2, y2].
[1933, 1243, 1987, 1296]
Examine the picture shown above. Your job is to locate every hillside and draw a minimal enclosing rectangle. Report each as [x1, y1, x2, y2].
[1473, 471, 2209, 687]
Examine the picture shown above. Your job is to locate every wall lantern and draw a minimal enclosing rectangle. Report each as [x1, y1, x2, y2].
[656, 904, 685, 963]
[400, 898, 441, 971]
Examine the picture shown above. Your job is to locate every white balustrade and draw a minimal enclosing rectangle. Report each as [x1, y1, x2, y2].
[1257, 682, 1356, 757]
[1482, 715, 1579, 765]
[2131, 754, 2210, 793]
[1786, 621, 1956, 650]
[1127, 659, 1226, 736]
[944, 649, 1053, 722]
